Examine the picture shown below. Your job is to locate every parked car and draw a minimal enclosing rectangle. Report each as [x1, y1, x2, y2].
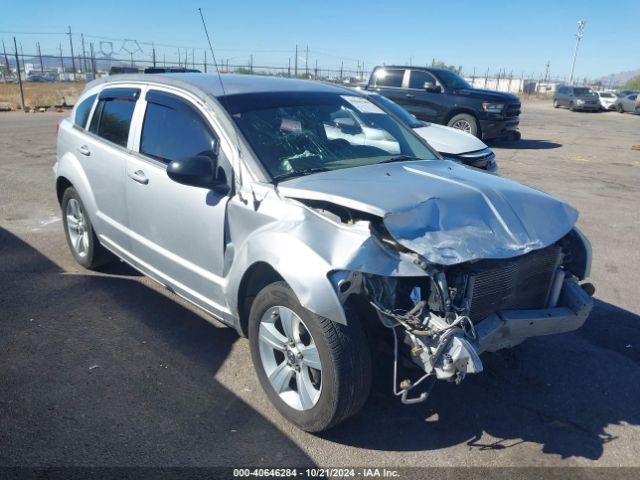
[363, 92, 497, 172]
[596, 91, 618, 110]
[365, 66, 521, 141]
[636, 94, 640, 113]
[553, 86, 600, 111]
[55, 74, 594, 432]
[615, 93, 638, 113]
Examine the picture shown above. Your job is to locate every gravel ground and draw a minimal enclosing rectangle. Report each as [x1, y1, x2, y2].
[1, 101, 639, 470]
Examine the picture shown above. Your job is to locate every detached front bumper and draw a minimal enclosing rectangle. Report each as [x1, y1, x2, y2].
[475, 278, 593, 353]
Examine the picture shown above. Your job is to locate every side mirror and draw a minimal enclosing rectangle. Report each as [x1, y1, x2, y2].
[424, 82, 442, 93]
[167, 155, 230, 194]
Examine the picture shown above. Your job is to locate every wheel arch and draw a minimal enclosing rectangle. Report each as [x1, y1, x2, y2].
[236, 261, 284, 337]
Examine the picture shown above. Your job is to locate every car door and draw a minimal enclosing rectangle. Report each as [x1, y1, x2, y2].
[624, 94, 637, 111]
[125, 88, 232, 319]
[83, 87, 140, 254]
[406, 69, 446, 123]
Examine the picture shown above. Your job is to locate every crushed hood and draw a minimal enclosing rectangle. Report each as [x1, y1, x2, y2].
[277, 160, 578, 265]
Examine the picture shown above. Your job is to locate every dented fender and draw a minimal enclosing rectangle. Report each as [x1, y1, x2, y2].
[223, 185, 427, 326]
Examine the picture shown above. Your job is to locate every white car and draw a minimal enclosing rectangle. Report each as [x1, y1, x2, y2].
[596, 91, 618, 110]
[365, 93, 498, 172]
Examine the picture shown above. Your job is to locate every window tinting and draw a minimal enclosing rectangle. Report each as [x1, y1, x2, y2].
[91, 99, 136, 147]
[75, 94, 96, 128]
[374, 69, 404, 88]
[140, 93, 216, 163]
[409, 70, 437, 89]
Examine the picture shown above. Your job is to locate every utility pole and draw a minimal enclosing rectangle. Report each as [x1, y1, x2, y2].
[3, 41, 11, 82]
[287, 57, 290, 77]
[340, 61, 343, 82]
[152, 44, 156, 68]
[314, 59, 318, 79]
[13, 37, 25, 111]
[178, 49, 181, 67]
[81, 34, 87, 73]
[305, 45, 308, 77]
[543, 60, 550, 83]
[249, 54, 253, 73]
[294, 44, 298, 77]
[89, 42, 96, 76]
[67, 26, 76, 80]
[37, 42, 44, 73]
[58, 43, 64, 72]
[569, 20, 586, 85]
[204, 50, 207, 72]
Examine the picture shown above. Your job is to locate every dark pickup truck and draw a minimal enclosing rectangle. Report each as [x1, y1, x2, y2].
[365, 66, 521, 140]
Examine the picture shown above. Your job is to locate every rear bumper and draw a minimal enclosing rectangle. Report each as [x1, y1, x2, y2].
[475, 278, 593, 353]
[479, 117, 519, 139]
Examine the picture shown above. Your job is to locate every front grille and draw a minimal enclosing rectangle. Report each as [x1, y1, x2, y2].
[504, 102, 521, 118]
[467, 245, 562, 323]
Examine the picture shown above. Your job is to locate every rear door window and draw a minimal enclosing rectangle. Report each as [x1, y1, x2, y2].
[408, 70, 438, 89]
[74, 94, 96, 129]
[373, 69, 405, 88]
[89, 88, 140, 148]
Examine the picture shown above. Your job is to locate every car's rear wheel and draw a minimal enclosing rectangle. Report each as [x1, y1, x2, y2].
[447, 113, 479, 137]
[61, 187, 112, 269]
[248, 281, 371, 432]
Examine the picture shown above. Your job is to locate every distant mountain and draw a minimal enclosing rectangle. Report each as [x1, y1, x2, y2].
[597, 69, 640, 87]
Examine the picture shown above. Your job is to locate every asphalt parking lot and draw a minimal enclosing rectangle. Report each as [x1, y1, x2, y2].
[1, 100, 639, 469]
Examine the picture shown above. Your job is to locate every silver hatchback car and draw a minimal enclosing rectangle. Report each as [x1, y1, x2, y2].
[55, 73, 594, 432]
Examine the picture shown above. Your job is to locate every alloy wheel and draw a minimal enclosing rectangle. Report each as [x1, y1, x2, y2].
[66, 198, 90, 258]
[451, 119, 472, 133]
[258, 306, 322, 411]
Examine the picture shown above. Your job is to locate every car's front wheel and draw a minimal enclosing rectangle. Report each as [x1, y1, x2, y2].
[447, 113, 479, 137]
[617, 103, 624, 113]
[248, 281, 372, 432]
[553, 99, 559, 108]
[61, 187, 112, 269]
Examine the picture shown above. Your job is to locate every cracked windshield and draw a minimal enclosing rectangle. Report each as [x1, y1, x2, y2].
[226, 92, 437, 181]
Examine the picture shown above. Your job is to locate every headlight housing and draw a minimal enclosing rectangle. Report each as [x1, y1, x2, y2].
[576, 99, 585, 105]
[482, 102, 504, 113]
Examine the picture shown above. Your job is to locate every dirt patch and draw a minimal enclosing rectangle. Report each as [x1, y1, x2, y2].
[0, 82, 86, 110]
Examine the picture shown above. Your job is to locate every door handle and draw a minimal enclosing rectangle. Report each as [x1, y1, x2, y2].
[128, 170, 149, 185]
[78, 145, 91, 156]
[405, 93, 415, 98]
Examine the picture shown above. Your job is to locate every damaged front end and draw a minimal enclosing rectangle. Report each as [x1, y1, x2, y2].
[323, 207, 594, 406]
[278, 160, 594, 405]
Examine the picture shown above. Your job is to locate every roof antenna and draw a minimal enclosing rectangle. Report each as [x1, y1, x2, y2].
[198, 7, 227, 97]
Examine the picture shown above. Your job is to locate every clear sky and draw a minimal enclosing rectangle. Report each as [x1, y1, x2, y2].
[2, 0, 639, 79]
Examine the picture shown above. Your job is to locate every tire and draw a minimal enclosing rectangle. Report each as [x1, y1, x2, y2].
[447, 113, 479, 137]
[569, 101, 576, 112]
[61, 187, 112, 269]
[248, 281, 372, 432]
[617, 103, 624, 113]
[553, 99, 559, 108]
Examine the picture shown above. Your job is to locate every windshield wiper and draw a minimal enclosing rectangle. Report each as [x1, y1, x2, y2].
[272, 167, 331, 183]
[378, 155, 421, 164]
